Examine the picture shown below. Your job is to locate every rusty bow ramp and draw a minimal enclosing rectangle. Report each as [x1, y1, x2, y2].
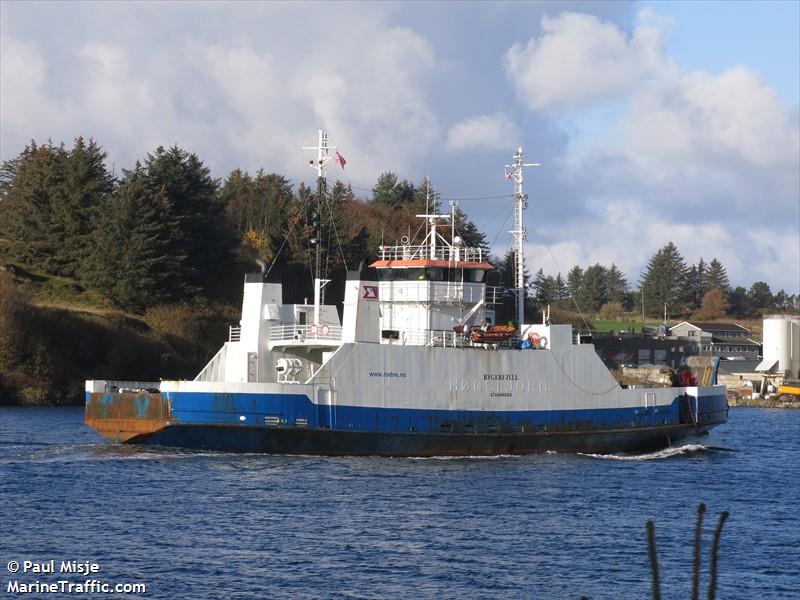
[85, 391, 173, 443]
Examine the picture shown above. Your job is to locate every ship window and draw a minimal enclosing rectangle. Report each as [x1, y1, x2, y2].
[469, 269, 486, 283]
[381, 330, 400, 339]
[298, 311, 307, 325]
[392, 269, 410, 280]
[446, 268, 463, 282]
[379, 269, 394, 281]
[428, 267, 443, 281]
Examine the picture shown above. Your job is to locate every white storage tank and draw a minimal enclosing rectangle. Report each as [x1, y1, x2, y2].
[762, 315, 800, 378]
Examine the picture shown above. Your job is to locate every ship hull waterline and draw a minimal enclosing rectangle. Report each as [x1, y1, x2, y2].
[87, 425, 720, 457]
[86, 418, 722, 457]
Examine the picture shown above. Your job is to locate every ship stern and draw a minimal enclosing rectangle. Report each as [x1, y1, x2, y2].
[85, 380, 172, 443]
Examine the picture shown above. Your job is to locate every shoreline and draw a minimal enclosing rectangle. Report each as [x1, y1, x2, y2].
[728, 396, 800, 409]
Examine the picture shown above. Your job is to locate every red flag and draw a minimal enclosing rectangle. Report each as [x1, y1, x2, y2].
[334, 150, 347, 169]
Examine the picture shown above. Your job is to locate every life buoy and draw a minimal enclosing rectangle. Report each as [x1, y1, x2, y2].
[538, 336, 548, 349]
[528, 332, 540, 346]
[321, 324, 330, 336]
[310, 324, 318, 335]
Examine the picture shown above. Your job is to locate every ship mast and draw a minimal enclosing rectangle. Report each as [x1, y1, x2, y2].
[505, 147, 540, 329]
[302, 129, 337, 326]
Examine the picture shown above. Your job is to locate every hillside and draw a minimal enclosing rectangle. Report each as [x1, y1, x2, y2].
[0, 268, 237, 406]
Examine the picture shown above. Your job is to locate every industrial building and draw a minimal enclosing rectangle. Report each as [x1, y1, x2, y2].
[668, 321, 760, 360]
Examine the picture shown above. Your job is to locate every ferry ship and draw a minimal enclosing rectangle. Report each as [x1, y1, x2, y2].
[85, 132, 728, 456]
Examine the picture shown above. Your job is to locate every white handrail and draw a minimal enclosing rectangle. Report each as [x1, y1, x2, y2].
[378, 244, 484, 262]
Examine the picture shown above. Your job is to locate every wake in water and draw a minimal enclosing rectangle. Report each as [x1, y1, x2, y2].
[404, 454, 521, 461]
[578, 443, 723, 461]
[0, 442, 230, 464]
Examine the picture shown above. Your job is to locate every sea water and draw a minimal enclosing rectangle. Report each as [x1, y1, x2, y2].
[0, 406, 797, 599]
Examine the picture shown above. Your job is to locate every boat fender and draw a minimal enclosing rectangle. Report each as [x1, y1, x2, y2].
[538, 336, 548, 349]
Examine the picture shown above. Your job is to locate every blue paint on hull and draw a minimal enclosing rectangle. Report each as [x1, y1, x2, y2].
[86, 389, 728, 455]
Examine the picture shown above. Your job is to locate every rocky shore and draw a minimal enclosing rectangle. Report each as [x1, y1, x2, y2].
[728, 393, 800, 409]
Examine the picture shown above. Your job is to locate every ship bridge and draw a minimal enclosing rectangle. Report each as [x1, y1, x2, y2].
[358, 207, 505, 347]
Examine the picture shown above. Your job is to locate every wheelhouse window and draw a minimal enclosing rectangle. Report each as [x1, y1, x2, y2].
[467, 269, 486, 283]
[427, 267, 444, 281]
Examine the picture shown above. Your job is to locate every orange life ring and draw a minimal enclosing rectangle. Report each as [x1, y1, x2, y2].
[528, 332, 540, 345]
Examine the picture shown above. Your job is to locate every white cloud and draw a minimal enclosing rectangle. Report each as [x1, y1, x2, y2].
[523, 201, 800, 295]
[1, 3, 797, 293]
[445, 113, 519, 151]
[504, 11, 670, 111]
[0, 4, 440, 185]
[503, 8, 799, 293]
[620, 67, 799, 171]
[0, 36, 63, 142]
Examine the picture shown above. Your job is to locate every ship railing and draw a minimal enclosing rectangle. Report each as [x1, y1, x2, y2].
[385, 329, 465, 348]
[429, 282, 485, 303]
[484, 286, 504, 305]
[378, 245, 484, 263]
[229, 326, 241, 342]
[270, 323, 343, 344]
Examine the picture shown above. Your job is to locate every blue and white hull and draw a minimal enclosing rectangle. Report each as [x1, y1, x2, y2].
[85, 344, 728, 456]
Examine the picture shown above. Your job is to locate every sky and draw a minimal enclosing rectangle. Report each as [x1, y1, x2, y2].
[2, 0, 798, 294]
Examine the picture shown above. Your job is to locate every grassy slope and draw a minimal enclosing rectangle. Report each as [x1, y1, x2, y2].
[0, 263, 237, 406]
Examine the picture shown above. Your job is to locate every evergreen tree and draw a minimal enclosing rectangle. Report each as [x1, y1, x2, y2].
[0, 138, 115, 278]
[705, 258, 730, 292]
[412, 176, 439, 214]
[686, 258, 708, 309]
[135, 145, 234, 298]
[727, 286, 750, 316]
[638, 242, 689, 316]
[84, 174, 172, 310]
[0, 141, 68, 272]
[62, 138, 116, 277]
[371, 172, 415, 208]
[553, 273, 568, 305]
[605, 263, 628, 304]
[532, 269, 556, 305]
[453, 207, 489, 255]
[696, 257, 708, 295]
[747, 281, 774, 311]
[566, 265, 585, 311]
[583, 263, 608, 312]
[493, 249, 532, 323]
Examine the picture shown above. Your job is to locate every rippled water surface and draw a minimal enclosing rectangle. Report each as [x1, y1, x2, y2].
[1, 407, 798, 599]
